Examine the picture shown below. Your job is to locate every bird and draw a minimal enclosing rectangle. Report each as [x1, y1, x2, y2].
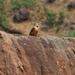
[29, 25, 39, 36]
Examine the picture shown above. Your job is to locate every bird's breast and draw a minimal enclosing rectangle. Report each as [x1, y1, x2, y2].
[32, 30, 38, 35]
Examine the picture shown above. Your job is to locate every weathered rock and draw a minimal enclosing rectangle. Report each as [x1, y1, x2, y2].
[70, 21, 75, 25]
[68, 2, 75, 9]
[70, 26, 75, 30]
[13, 9, 30, 22]
[0, 31, 75, 75]
[62, 22, 70, 27]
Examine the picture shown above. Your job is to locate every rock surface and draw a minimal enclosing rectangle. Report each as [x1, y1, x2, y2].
[13, 9, 30, 22]
[68, 2, 75, 9]
[0, 31, 75, 75]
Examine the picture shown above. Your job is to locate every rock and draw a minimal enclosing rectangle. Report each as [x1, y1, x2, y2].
[62, 22, 70, 27]
[70, 26, 75, 30]
[68, 2, 75, 9]
[13, 9, 30, 22]
[0, 31, 75, 75]
[70, 21, 75, 25]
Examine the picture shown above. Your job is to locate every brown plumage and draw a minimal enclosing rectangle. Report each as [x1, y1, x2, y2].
[29, 25, 38, 36]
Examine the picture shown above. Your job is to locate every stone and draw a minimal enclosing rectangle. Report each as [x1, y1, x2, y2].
[13, 9, 30, 22]
[68, 2, 75, 9]
[70, 26, 75, 30]
[0, 31, 75, 75]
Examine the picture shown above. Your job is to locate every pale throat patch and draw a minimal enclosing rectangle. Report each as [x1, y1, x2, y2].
[34, 27, 38, 30]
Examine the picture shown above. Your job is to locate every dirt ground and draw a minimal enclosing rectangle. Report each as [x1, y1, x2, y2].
[7, 0, 75, 37]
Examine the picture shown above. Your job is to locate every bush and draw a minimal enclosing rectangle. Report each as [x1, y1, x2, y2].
[44, 5, 48, 13]
[66, 31, 75, 37]
[0, 12, 11, 31]
[0, 0, 11, 31]
[59, 11, 65, 23]
[48, 0, 55, 3]
[11, 0, 22, 10]
[1, 20, 10, 30]
[56, 25, 62, 32]
[63, 0, 67, 3]
[22, 0, 37, 8]
[45, 10, 57, 25]
[0, 0, 5, 11]
[11, 0, 38, 10]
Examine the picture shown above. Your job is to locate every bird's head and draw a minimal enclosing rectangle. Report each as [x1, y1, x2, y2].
[35, 25, 38, 28]
[33, 25, 39, 28]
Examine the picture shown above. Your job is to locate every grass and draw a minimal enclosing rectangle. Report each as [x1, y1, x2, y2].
[66, 31, 75, 37]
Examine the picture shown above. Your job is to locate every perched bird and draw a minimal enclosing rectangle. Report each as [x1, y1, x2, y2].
[29, 25, 39, 36]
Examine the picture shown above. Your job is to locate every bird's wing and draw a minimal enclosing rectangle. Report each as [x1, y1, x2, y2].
[29, 28, 35, 35]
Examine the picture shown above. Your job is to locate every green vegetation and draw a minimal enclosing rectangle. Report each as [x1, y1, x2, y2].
[22, 0, 38, 8]
[63, 0, 67, 3]
[11, 0, 38, 10]
[66, 31, 75, 37]
[44, 6, 57, 25]
[44, 6, 66, 25]
[11, 0, 22, 10]
[48, 0, 55, 3]
[1, 20, 10, 30]
[0, 0, 11, 31]
[59, 11, 65, 23]
[44, 5, 48, 13]
[56, 25, 62, 32]
[45, 10, 57, 25]
[0, 0, 5, 11]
